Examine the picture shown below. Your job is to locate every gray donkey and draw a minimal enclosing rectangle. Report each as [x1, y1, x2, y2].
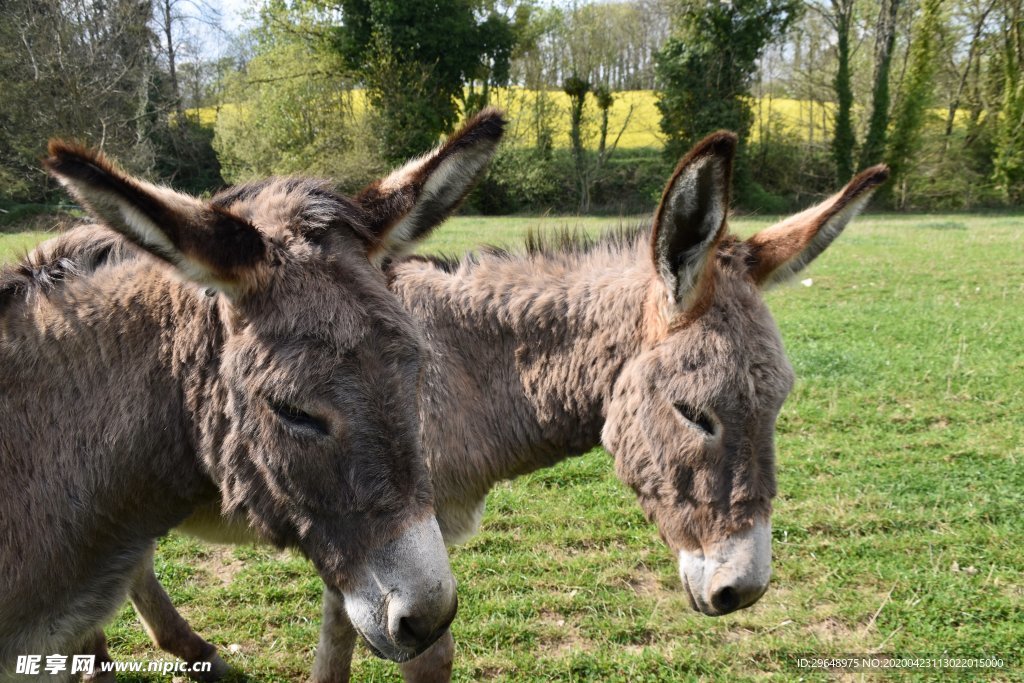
[33, 131, 888, 681]
[0, 109, 507, 681]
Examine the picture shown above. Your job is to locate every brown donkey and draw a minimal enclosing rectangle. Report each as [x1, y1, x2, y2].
[41, 132, 887, 681]
[0, 110, 506, 680]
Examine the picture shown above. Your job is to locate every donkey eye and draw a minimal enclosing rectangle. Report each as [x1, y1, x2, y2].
[674, 402, 716, 435]
[267, 399, 329, 436]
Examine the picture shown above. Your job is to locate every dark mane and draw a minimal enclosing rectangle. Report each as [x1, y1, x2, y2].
[1, 177, 374, 317]
[386, 221, 650, 278]
[212, 176, 375, 244]
[0, 225, 128, 316]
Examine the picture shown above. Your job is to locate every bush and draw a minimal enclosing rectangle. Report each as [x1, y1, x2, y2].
[150, 118, 224, 196]
[469, 146, 670, 215]
[470, 147, 573, 214]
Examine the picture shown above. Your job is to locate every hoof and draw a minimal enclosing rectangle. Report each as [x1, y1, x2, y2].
[187, 651, 232, 682]
[81, 671, 116, 683]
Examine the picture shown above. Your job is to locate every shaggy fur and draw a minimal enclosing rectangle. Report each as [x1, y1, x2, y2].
[0, 109, 506, 680]
[40, 134, 886, 682]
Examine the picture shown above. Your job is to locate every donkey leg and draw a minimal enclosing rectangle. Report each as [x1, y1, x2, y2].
[128, 545, 231, 682]
[399, 629, 455, 683]
[311, 587, 359, 683]
[79, 628, 116, 683]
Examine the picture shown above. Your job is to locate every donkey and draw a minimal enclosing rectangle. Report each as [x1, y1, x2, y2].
[39, 132, 888, 682]
[0, 109, 507, 681]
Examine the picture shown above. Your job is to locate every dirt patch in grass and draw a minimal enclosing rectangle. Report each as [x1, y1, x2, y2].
[624, 564, 662, 597]
[809, 616, 855, 644]
[194, 545, 245, 587]
[537, 610, 594, 656]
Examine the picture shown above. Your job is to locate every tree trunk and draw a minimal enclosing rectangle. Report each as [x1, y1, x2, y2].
[831, 0, 856, 183]
[859, 0, 902, 169]
[942, 0, 997, 156]
[161, 0, 183, 121]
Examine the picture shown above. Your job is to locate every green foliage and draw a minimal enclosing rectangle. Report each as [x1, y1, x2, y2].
[333, 0, 517, 161]
[993, 2, 1024, 203]
[0, 0, 158, 201]
[654, 0, 801, 157]
[472, 147, 572, 214]
[886, 0, 944, 207]
[859, 0, 902, 170]
[469, 146, 669, 215]
[212, 9, 383, 189]
[748, 116, 835, 210]
[831, 1, 856, 184]
[151, 118, 224, 196]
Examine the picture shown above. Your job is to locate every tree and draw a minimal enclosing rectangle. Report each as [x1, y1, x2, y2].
[564, 75, 590, 208]
[887, 0, 944, 207]
[0, 0, 157, 201]
[561, 76, 633, 212]
[993, 0, 1024, 201]
[859, 0, 904, 168]
[213, 2, 367, 186]
[655, 0, 801, 161]
[333, 0, 517, 161]
[817, 0, 857, 183]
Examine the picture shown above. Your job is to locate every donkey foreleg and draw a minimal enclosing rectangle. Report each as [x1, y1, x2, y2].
[128, 545, 230, 682]
[79, 628, 116, 683]
[310, 587, 358, 683]
[399, 629, 455, 683]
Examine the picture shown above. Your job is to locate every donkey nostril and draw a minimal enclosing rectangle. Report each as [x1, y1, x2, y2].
[395, 615, 432, 647]
[712, 585, 740, 613]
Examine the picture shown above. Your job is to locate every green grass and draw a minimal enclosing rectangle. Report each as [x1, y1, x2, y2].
[2, 213, 1021, 681]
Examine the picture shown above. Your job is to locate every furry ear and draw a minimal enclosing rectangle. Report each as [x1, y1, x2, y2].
[651, 131, 736, 310]
[357, 107, 506, 263]
[44, 140, 266, 292]
[745, 165, 889, 287]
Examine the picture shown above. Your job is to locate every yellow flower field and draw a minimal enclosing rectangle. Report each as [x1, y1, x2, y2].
[193, 88, 968, 150]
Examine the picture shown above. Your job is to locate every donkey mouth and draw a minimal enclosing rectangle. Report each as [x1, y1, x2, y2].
[682, 578, 700, 613]
[362, 637, 392, 661]
[360, 625, 450, 663]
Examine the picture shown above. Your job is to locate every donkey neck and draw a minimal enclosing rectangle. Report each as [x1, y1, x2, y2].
[1, 259, 224, 530]
[391, 237, 653, 506]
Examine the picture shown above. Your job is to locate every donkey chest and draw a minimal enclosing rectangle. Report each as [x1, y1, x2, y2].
[436, 497, 487, 546]
[177, 503, 261, 545]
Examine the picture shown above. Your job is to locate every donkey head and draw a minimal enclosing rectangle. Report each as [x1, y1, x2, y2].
[602, 132, 887, 616]
[43, 109, 505, 660]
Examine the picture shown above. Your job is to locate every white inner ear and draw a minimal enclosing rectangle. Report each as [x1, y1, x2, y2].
[58, 176, 223, 289]
[118, 202, 177, 257]
[761, 191, 873, 288]
[381, 141, 497, 258]
[656, 156, 725, 306]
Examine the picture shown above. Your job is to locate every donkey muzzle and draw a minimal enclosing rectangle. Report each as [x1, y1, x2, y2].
[678, 520, 772, 616]
[342, 515, 458, 661]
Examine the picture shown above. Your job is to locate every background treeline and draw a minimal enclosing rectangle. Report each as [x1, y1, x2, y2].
[2, 0, 1022, 215]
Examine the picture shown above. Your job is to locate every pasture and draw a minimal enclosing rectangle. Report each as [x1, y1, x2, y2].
[1, 212, 1021, 681]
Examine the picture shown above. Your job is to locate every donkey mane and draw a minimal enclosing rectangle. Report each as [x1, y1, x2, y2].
[384, 223, 761, 292]
[210, 176, 376, 245]
[0, 228, 128, 315]
[0, 177, 375, 316]
[386, 222, 650, 277]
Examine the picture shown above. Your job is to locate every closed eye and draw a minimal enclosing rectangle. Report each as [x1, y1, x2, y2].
[267, 399, 329, 436]
[674, 402, 716, 435]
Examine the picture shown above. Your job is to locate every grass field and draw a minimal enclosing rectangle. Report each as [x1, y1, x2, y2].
[1, 212, 1021, 681]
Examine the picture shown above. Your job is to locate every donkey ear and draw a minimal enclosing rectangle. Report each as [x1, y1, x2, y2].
[651, 131, 736, 309]
[357, 107, 506, 263]
[44, 140, 266, 292]
[746, 165, 889, 288]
